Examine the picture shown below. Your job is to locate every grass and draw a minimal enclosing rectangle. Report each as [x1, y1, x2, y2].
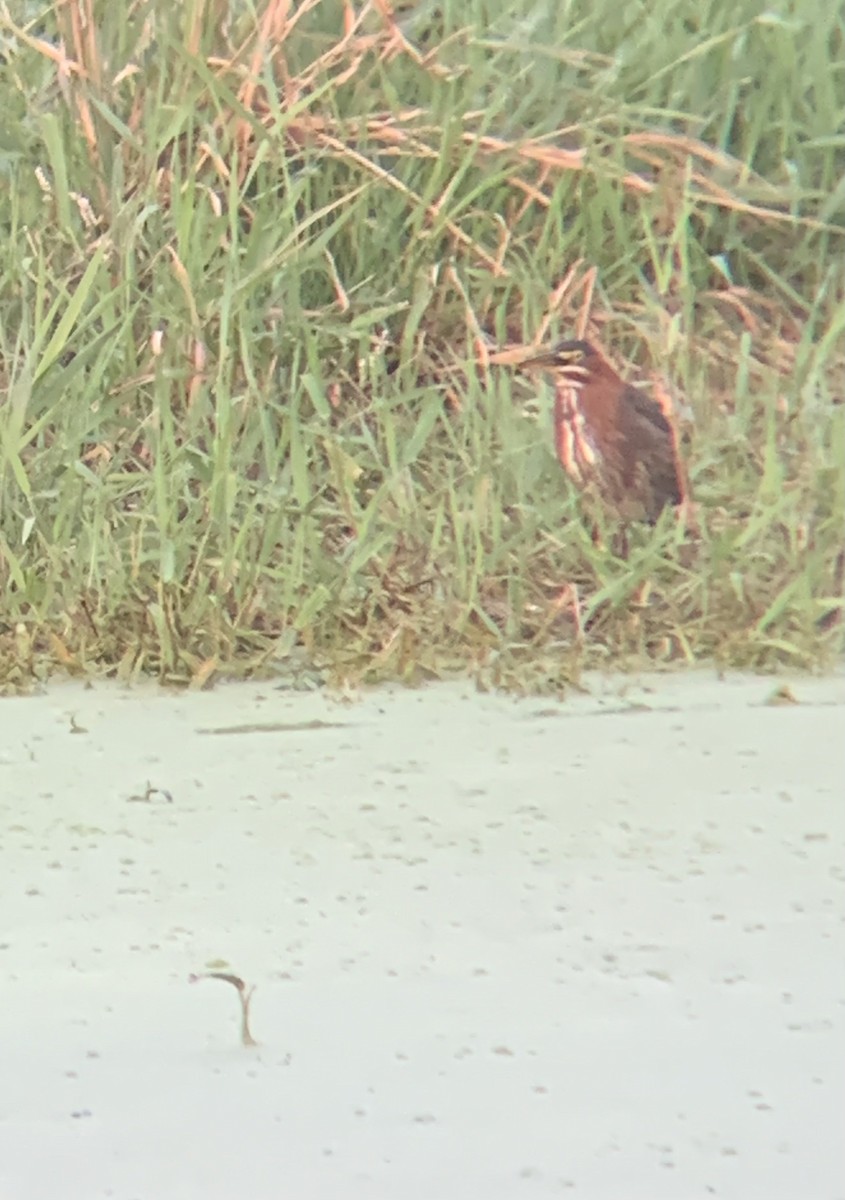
[0, 0, 842, 692]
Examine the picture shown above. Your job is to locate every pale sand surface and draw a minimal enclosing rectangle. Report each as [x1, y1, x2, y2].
[1, 669, 843, 1200]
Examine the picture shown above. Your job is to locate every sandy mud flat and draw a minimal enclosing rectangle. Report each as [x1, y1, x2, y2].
[1, 669, 843, 1200]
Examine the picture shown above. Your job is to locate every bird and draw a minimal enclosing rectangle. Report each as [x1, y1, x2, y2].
[517, 339, 687, 524]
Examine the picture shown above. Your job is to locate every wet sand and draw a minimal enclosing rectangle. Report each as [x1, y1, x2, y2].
[1, 669, 843, 1200]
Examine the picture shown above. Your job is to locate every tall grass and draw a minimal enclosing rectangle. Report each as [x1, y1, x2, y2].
[0, 0, 842, 690]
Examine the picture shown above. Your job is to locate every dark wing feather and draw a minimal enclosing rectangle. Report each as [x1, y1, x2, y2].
[624, 386, 673, 437]
[617, 386, 684, 519]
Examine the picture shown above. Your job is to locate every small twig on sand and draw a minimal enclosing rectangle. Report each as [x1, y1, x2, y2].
[189, 971, 258, 1047]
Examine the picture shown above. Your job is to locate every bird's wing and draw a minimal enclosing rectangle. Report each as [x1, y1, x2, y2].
[618, 387, 685, 514]
[624, 386, 673, 437]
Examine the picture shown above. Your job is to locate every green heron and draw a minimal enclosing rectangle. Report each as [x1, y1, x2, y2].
[518, 339, 686, 523]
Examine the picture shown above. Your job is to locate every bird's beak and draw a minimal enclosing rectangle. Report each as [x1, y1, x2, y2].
[518, 350, 559, 372]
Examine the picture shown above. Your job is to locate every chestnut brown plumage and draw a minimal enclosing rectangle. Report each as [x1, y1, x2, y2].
[519, 339, 686, 523]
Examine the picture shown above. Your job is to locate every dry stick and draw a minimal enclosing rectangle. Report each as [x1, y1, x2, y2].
[190, 972, 258, 1047]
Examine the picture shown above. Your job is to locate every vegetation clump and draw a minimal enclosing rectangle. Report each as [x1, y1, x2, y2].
[0, 0, 842, 691]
